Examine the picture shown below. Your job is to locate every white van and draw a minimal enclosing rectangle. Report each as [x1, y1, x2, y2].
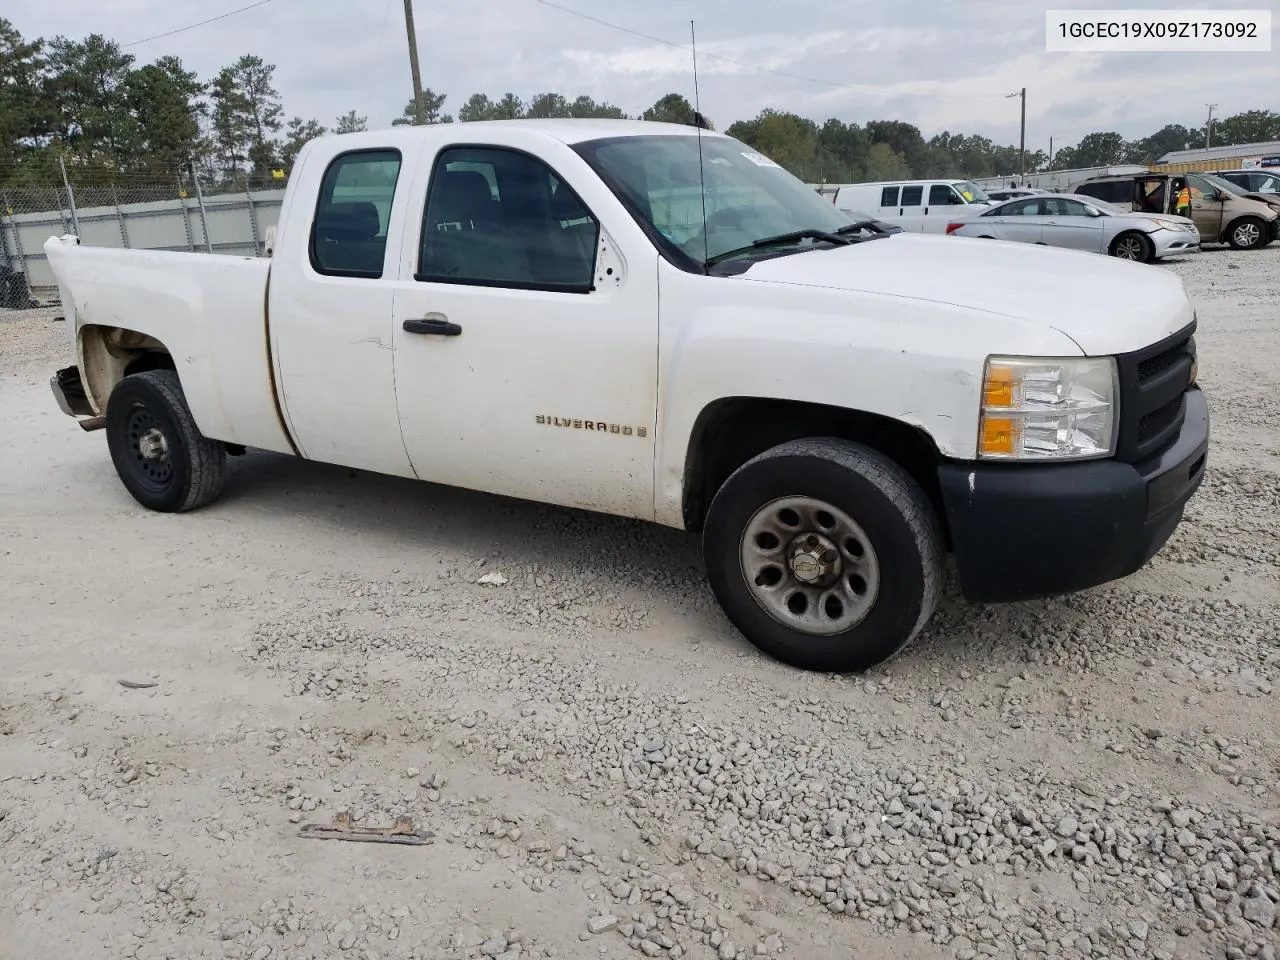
[833, 180, 994, 233]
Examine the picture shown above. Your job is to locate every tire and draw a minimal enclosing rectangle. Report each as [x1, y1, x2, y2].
[702, 438, 944, 673]
[1110, 231, 1154, 262]
[105, 370, 227, 512]
[1226, 216, 1268, 250]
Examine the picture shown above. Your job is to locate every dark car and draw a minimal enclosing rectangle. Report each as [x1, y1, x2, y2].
[1216, 168, 1280, 196]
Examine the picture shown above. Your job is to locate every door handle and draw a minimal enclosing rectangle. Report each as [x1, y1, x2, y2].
[403, 317, 462, 336]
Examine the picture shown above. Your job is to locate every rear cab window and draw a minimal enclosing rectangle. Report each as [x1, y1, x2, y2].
[310, 149, 403, 279]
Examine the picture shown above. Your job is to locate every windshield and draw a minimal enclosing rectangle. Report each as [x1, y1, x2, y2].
[1252, 172, 1280, 194]
[954, 180, 990, 202]
[573, 133, 862, 267]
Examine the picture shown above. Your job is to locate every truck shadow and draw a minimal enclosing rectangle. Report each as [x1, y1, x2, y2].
[212, 448, 1155, 677]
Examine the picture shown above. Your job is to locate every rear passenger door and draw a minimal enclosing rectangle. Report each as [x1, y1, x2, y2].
[270, 146, 418, 478]
[986, 198, 1044, 244]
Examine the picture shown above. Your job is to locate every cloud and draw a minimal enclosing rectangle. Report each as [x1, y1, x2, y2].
[15, 0, 1280, 151]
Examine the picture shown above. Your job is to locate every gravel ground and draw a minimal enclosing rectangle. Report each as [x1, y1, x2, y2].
[1, 244, 1277, 960]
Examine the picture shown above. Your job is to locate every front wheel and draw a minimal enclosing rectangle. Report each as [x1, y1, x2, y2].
[702, 438, 943, 672]
[105, 369, 227, 512]
[1110, 231, 1154, 262]
[1226, 216, 1269, 250]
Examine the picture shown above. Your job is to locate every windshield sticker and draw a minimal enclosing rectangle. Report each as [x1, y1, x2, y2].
[741, 152, 781, 168]
[960, 190, 974, 201]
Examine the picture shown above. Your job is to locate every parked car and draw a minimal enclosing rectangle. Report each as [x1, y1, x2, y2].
[945, 193, 1201, 262]
[1185, 171, 1280, 238]
[985, 187, 1049, 202]
[1214, 168, 1280, 196]
[44, 119, 1208, 674]
[1071, 172, 1277, 250]
[832, 179, 994, 233]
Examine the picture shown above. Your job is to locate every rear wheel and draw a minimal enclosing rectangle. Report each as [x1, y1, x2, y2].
[702, 438, 943, 673]
[1110, 231, 1154, 262]
[105, 370, 227, 512]
[1226, 216, 1268, 250]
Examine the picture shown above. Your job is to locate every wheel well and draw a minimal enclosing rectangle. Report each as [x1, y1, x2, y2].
[79, 325, 175, 412]
[681, 398, 948, 541]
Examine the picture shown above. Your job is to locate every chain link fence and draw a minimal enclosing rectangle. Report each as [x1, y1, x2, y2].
[0, 167, 290, 307]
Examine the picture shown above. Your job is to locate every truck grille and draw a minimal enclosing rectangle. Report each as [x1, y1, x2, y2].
[1113, 321, 1196, 464]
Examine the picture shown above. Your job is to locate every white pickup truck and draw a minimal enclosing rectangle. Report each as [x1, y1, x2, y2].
[46, 119, 1209, 673]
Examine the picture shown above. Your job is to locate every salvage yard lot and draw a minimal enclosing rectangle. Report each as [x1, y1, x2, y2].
[2, 245, 1278, 960]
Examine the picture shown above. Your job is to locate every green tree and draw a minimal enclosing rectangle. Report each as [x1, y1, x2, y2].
[122, 56, 204, 178]
[641, 93, 711, 128]
[568, 94, 626, 119]
[1204, 109, 1280, 147]
[391, 89, 451, 125]
[525, 92, 571, 118]
[865, 120, 928, 176]
[334, 110, 367, 134]
[726, 110, 821, 179]
[1123, 123, 1195, 163]
[43, 33, 137, 170]
[458, 93, 497, 122]
[0, 19, 52, 182]
[492, 92, 524, 119]
[1053, 131, 1125, 169]
[210, 55, 284, 179]
[280, 116, 326, 168]
[863, 142, 912, 180]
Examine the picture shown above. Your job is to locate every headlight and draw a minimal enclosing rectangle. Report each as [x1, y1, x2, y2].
[978, 356, 1118, 460]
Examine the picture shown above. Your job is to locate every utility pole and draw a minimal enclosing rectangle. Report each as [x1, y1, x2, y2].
[1049, 136, 1054, 166]
[1008, 88, 1027, 181]
[403, 0, 426, 125]
[1204, 103, 1218, 149]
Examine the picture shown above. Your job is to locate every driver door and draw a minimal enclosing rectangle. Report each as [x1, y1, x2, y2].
[1186, 174, 1224, 240]
[389, 144, 660, 519]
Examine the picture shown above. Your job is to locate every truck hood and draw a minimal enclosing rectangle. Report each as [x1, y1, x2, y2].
[738, 232, 1194, 355]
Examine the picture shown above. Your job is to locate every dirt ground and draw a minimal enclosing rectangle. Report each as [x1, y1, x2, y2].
[1, 243, 1277, 960]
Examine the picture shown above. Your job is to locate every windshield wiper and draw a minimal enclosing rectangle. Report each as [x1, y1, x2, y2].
[705, 228, 851, 267]
[836, 220, 882, 235]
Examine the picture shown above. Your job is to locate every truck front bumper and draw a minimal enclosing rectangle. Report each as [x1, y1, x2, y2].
[936, 388, 1209, 603]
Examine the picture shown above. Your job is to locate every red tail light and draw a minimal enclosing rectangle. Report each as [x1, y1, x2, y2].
[945, 223, 964, 234]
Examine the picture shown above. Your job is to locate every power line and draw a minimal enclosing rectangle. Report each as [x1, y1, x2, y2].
[529, 0, 1009, 101]
[122, 0, 276, 48]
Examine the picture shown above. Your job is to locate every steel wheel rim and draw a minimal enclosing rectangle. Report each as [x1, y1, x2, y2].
[1234, 223, 1259, 247]
[1115, 237, 1143, 260]
[125, 403, 173, 493]
[739, 496, 881, 636]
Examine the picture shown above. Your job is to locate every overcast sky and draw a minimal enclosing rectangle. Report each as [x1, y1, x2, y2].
[18, 0, 1280, 150]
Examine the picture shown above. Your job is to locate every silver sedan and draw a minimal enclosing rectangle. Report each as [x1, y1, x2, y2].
[944, 193, 1200, 262]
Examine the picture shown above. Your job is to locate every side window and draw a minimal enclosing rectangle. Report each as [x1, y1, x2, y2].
[1003, 199, 1041, 216]
[1056, 198, 1091, 217]
[879, 186, 899, 206]
[310, 149, 402, 279]
[929, 184, 957, 205]
[900, 185, 923, 207]
[418, 146, 599, 292]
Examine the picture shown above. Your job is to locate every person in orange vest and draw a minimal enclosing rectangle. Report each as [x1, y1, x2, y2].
[1175, 180, 1191, 217]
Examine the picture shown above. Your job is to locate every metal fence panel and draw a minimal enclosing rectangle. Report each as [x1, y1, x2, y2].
[1, 184, 286, 294]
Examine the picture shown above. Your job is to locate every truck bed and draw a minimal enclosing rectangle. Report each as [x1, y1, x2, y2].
[45, 240, 291, 453]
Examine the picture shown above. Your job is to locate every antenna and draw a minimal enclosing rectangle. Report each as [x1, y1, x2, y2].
[691, 20, 709, 268]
